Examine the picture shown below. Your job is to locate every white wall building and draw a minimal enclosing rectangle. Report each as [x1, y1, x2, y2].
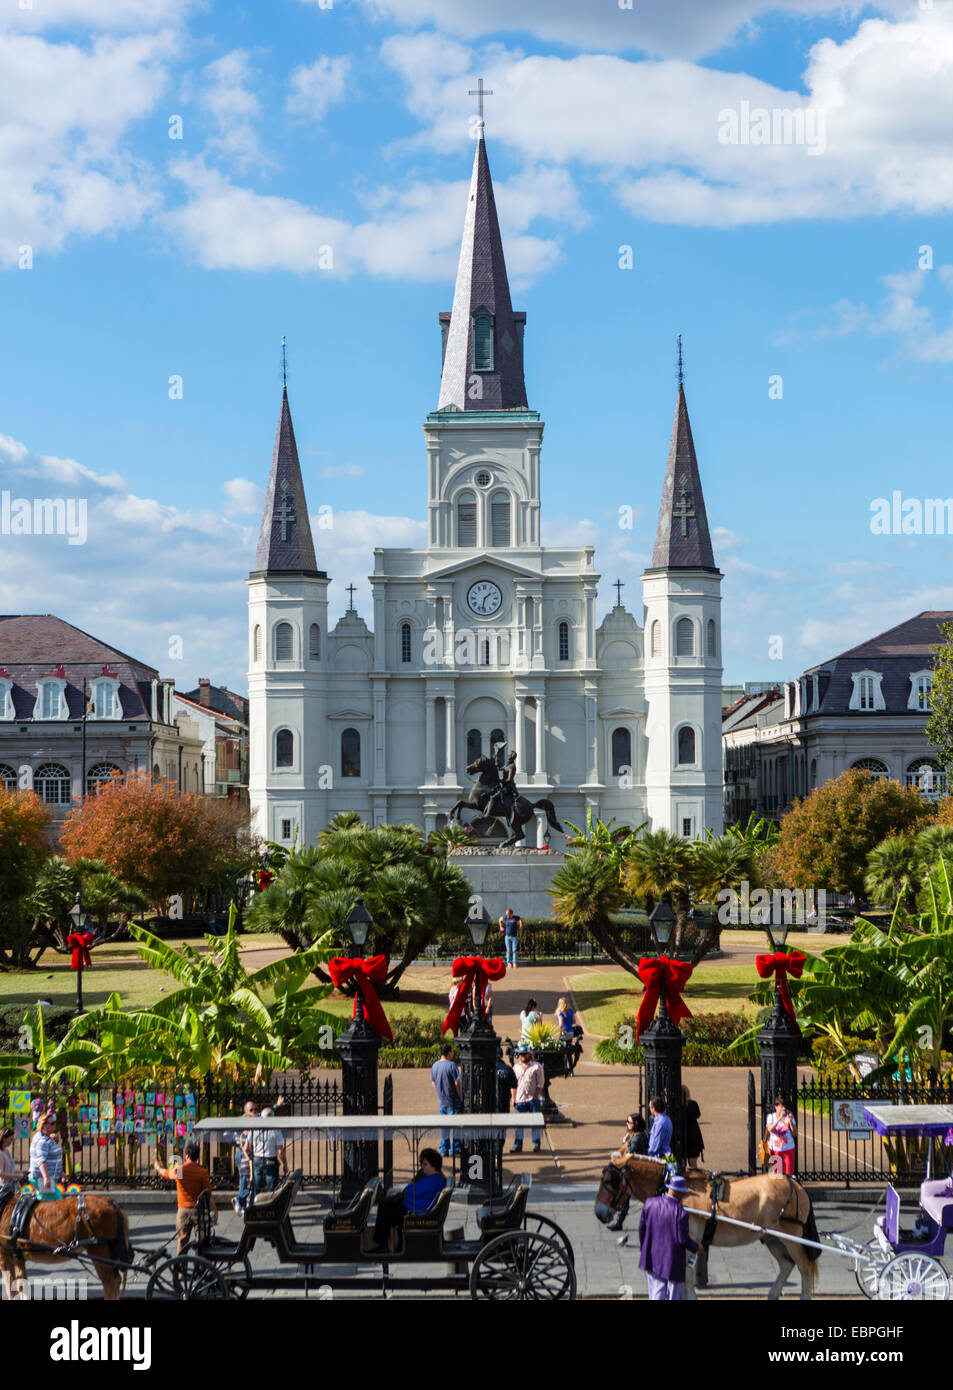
[247, 123, 724, 848]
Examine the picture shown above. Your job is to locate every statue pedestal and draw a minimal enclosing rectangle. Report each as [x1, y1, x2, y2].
[449, 850, 565, 922]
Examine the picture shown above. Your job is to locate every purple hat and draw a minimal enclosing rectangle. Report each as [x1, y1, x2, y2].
[666, 1175, 690, 1194]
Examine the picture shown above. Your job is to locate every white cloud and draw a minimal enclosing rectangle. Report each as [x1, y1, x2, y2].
[321, 464, 365, 478]
[0, 31, 174, 267]
[223, 477, 265, 518]
[198, 50, 268, 170]
[1, 0, 192, 33]
[799, 264, 953, 361]
[162, 156, 573, 280]
[350, 0, 911, 62]
[286, 55, 352, 123]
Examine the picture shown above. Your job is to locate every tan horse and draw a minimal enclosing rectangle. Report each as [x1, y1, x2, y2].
[613, 1153, 820, 1299]
[0, 1193, 132, 1300]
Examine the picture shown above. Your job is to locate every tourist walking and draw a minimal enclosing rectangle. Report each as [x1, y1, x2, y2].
[647, 1096, 673, 1158]
[431, 1042, 462, 1156]
[511, 1047, 544, 1153]
[765, 1094, 797, 1175]
[519, 998, 542, 1043]
[683, 1087, 704, 1170]
[251, 1107, 287, 1194]
[29, 1114, 63, 1192]
[370, 1149, 445, 1253]
[499, 908, 522, 968]
[638, 1174, 699, 1300]
[154, 1141, 217, 1254]
[0, 1127, 16, 1181]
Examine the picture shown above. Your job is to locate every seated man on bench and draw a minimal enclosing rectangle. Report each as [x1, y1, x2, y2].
[370, 1149, 445, 1254]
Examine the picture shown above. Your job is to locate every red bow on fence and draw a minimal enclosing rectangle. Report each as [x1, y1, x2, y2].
[755, 950, 806, 1026]
[636, 955, 694, 1039]
[327, 955, 394, 1041]
[256, 868, 274, 891]
[68, 932, 95, 971]
[442, 957, 507, 1036]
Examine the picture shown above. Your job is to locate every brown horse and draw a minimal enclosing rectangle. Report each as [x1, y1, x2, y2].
[0, 1193, 132, 1300]
[610, 1154, 820, 1300]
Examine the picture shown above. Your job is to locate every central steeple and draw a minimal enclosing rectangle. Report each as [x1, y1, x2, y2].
[437, 121, 528, 413]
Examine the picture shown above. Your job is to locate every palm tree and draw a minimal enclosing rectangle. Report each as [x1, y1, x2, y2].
[550, 846, 631, 968]
[865, 835, 921, 915]
[623, 829, 696, 947]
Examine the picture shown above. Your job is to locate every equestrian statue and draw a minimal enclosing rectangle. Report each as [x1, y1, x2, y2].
[449, 750, 564, 849]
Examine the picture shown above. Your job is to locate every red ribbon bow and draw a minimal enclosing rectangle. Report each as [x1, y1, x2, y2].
[636, 955, 694, 1039]
[442, 956, 507, 1036]
[256, 868, 274, 891]
[755, 950, 806, 1026]
[68, 932, 94, 971]
[327, 955, 393, 1041]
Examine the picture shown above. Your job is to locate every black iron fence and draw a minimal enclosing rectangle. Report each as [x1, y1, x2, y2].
[751, 1073, 953, 1184]
[1, 1075, 345, 1190]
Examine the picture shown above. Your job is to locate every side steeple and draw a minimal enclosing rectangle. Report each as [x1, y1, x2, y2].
[437, 121, 528, 412]
[252, 386, 323, 577]
[650, 382, 716, 572]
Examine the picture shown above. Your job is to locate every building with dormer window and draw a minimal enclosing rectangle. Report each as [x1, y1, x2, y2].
[248, 123, 724, 847]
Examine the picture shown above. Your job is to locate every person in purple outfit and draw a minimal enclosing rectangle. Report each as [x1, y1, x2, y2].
[638, 1174, 699, 1300]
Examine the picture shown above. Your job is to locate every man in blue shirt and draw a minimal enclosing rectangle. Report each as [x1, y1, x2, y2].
[431, 1043, 461, 1156]
[371, 1149, 445, 1252]
[648, 1096, 673, 1157]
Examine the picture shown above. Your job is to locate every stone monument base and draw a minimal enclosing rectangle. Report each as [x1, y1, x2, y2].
[450, 849, 564, 922]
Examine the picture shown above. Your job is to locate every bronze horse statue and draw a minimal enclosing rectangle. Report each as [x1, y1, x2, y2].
[0, 1188, 132, 1300]
[597, 1153, 820, 1299]
[450, 755, 564, 848]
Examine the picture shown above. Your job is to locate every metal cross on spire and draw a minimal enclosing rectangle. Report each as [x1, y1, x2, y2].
[468, 77, 493, 122]
[281, 335, 287, 389]
[614, 579, 625, 606]
[676, 333, 684, 387]
[346, 583, 357, 609]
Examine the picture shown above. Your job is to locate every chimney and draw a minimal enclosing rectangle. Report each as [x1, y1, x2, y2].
[198, 678, 211, 708]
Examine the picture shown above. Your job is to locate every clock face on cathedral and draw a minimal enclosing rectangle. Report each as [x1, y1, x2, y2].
[467, 580, 503, 616]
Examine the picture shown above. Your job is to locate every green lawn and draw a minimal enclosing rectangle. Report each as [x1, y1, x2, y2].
[569, 965, 764, 1037]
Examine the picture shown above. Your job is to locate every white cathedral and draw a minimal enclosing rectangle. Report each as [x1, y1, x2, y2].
[247, 123, 724, 849]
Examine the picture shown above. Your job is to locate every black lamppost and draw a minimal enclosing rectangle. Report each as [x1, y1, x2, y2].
[756, 907, 800, 1156]
[457, 898, 499, 1196]
[338, 896, 380, 1197]
[640, 900, 685, 1162]
[67, 892, 92, 1016]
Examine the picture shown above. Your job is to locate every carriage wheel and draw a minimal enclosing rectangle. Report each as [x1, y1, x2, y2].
[521, 1212, 575, 1267]
[226, 1256, 253, 1300]
[470, 1231, 576, 1301]
[877, 1253, 950, 1301]
[853, 1246, 886, 1300]
[146, 1254, 228, 1301]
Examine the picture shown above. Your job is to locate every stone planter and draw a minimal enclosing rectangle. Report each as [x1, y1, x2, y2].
[537, 1043, 578, 1126]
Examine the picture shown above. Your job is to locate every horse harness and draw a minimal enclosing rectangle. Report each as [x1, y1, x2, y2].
[0, 1185, 101, 1259]
[697, 1174, 805, 1251]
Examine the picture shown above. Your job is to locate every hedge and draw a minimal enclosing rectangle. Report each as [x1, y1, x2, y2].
[593, 1011, 760, 1066]
[0, 1003, 75, 1050]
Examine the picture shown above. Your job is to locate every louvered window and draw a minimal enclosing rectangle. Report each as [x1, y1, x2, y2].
[309, 624, 321, 660]
[473, 314, 494, 370]
[707, 620, 716, 658]
[275, 623, 293, 662]
[650, 621, 661, 658]
[458, 496, 477, 547]
[676, 618, 695, 657]
[491, 495, 510, 547]
[276, 729, 293, 767]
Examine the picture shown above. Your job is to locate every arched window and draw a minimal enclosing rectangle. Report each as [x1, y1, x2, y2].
[309, 623, 321, 660]
[400, 623, 412, 664]
[152, 763, 161, 782]
[490, 728, 506, 766]
[35, 762, 71, 805]
[86, 763, 121, 796]
[558, 621, 570, 662]
[466, 729, 482, 764]
[650, 620, 661, 658]
[676, 727, 696, 765]
[676, 618, 695, 657]
[906, 759, 945, 794]
[457, 493, 477, 547]
[0, 764, 17, 790]
[253, 625, 262, 663]
[851, 758, 888, 777]
[810, 758, 817, 788]
[473, 312, 494, 371]
[341, 728, 361, 778]
[707, 619, 717, 658]
[274, 622, 293, 662]
[275, 729, 294, 768]
[611, 727, 631, 777]
[490, 492, 510, 546]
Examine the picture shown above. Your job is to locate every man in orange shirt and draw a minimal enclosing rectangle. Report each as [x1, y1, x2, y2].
[154, 1141, 217, 1253]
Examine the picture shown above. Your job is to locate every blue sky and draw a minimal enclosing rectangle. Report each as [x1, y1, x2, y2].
[2, 0, 953, 693]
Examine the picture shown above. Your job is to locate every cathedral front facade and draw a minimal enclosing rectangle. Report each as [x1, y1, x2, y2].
[247, 124, 724, 848]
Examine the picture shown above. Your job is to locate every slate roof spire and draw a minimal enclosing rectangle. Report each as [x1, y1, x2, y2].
[650, 379, 717, 571]
[437, 121, 528, 412]
[252, 384, 323, 576]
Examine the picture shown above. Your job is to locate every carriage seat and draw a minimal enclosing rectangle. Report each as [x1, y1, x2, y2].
[478, 1183, 530, 1239]
[919, 1178, 953, 1229]
[322, 1179, 381, 1259]
[245, 1169, 302, 1227]
[400, 1183, 456, 1259]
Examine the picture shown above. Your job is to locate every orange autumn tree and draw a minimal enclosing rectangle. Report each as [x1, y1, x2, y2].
[0, 785, 53, 969]
[61, 773, 253, 914]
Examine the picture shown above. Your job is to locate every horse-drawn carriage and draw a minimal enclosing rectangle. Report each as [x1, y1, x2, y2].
[1, 1115, 575, 1301]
